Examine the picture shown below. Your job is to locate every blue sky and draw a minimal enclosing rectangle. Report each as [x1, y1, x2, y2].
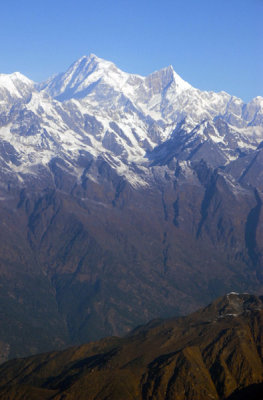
[1, 0, 262, 101]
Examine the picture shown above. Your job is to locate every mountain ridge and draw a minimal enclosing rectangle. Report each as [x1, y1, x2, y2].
[0, 54, 262, 189]
[0, 293, 263, 399]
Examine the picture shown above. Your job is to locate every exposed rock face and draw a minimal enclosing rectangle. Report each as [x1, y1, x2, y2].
[0, 294, 263, 399]
[0, 55, 262, 361]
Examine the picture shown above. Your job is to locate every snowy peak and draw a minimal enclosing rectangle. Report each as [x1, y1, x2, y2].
[40, 54, 193, 108]
[41, 53, 134, 101]
[145, 65, 191, 95]
[41, 54, 248, 125]
[243, 96, 263, 125]
[0, 71, 33, 87]
[0, 72, 34, 100]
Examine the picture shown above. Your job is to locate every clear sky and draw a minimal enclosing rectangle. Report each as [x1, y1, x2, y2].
[0, 0, 262, 102]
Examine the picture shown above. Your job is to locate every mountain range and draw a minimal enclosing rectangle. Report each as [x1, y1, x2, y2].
[0, 54, 262, 361]
[0, 293, 263, 399]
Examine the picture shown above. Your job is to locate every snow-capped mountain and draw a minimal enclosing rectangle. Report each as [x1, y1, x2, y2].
[40, 54, 256, 127]
[0, 55, 263, 362]
[0, 53, 262, 188]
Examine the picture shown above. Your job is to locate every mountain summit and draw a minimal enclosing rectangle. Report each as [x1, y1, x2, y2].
[40, 54, 130, 100]
[40, 54, 257, 126]
[40, 54, 192, 101]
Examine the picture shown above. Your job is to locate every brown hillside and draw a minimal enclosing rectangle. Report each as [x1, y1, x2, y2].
[0, 293, 263, 399]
